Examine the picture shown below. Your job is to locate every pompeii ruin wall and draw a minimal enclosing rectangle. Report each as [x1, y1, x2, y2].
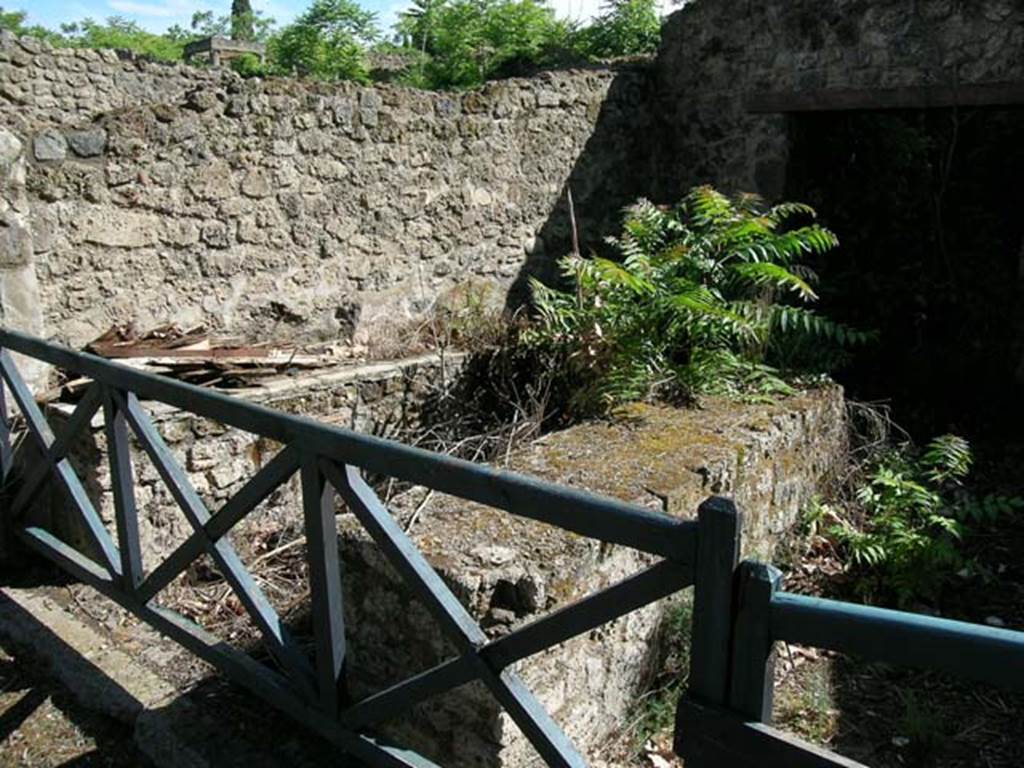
[654, 0, 1024, 199]
[0, 29, 655, 354]
[6, 0, 1021, 762]
[3, 1, 1024, 352]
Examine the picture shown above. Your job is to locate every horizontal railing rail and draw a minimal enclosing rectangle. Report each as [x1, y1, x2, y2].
[6, 328, 1021, 768]
[678, 560, 1024, 768]
[0, 328, 693, 561]
[770, 591, 1024, 691]
[0, 329, 703, 768]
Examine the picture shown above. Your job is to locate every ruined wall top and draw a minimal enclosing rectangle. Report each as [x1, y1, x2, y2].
[655, 0, 1024, 196]
[0, 30, 235, 133]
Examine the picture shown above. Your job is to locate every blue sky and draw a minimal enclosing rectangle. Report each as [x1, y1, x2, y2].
[16, 0, 619, 38]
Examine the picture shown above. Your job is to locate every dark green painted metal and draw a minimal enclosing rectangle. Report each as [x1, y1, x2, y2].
[676, 698, 866, 767]
[770, 591, 1024, 692]
[342, 654, 479, 729]
[0, 328, 694, 560]
[0, 333, 702, 768]
[686, 497, 742, 706]
[1, 354, 120, 574]
[10, 382, 102, 519]
[728, 562, 782, 721]
[676, 497, 741, 764]
[483, 559, 692, 671]
[15, 331, 1022, 768]
[117, 389, 317, 697]
[102, 388, 143, 589]
[325, 460, 587, 767]
[136, 444, 301, 604]
[325, 460, 486, 649]
[301, 455, 348, 715]
[17, 525, 441, 768]
[0, 379, 11, 482]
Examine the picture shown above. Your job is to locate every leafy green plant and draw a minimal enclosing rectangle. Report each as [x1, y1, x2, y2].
[824, 434, 1023, 604]
[397, 0, 571, 89]
[269, 0, 379, 81]
[570, 0, 661, 59]
[527, 186, 869, 415]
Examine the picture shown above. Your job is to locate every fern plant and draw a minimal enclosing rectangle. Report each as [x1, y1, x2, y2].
[826, 434, 1023, 604]
[528, 186, 870, 413]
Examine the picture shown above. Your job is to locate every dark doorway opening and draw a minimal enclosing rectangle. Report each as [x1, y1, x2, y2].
[786, 106, 1024, 442]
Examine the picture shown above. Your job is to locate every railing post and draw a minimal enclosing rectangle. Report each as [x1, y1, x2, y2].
[103, 387, 143, 589]
[300, 453, 348, 716]
[728, 561, 783, 722]
[0, 370, 12, 484]
[675, 496, 741, 760]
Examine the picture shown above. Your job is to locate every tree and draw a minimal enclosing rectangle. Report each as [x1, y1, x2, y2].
[271, 0, 380, 81]
[399, 0, 570, 89]
[571, 0, 661, 59]
[231, 0, 256, 41]
[60, 16, 186, 60]
[396, 0, 445, 55]
[528, 187, 870, 411]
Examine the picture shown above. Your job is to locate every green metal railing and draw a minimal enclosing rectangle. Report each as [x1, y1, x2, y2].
[1, 328, 1022, 767]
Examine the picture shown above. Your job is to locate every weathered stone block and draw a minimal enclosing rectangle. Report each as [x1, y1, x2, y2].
[33, 129, 67, 161]
[81, 209, 161, 248]
[66, 128, 108, 158]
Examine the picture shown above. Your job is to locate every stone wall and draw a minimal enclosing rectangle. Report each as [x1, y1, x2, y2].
[0, 31, 230, 134]
[655, 0, 1024, 198]
[4, 39, 653, 351]
[0, 127, 44, 389]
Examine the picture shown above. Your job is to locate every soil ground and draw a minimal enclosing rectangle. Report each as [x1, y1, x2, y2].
[0, 642, 150, 768]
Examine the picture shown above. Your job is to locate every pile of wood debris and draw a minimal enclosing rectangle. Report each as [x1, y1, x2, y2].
[51, 323, 358, 395]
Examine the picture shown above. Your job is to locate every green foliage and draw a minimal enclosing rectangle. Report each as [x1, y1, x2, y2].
[397, 0, 571, 89]
[271, 0, 379, 81]
[822, 434, 1023, 604]
[570, 0, 661, 58]
[189, 8, 275, 42]
[526, 186, 868, 415]
[231, 0, 256, 41]
[58, 17, 187, 61]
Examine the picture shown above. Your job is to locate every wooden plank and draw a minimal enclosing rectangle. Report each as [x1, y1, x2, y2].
[746, 81, 1024, 113]
[474, 664, 587, 768]
[300, 455, 348, 715]
[102, 389, 143, 589]
[118, 391, 315, 697]
[0, 379, 11, 482]
[0, 350, 56, 448]
[342, 655, 478, 729]
[10, 383, 103, 518]
[0, 328, 695, 561]
[676, 697, 866, 768]
[1, 355, 119, 574]
[136, 444, 300, 604]
[20, 525, 436, 768]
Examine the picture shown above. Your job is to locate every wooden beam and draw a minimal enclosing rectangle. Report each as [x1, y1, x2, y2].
[747, 82, 1024, 113]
